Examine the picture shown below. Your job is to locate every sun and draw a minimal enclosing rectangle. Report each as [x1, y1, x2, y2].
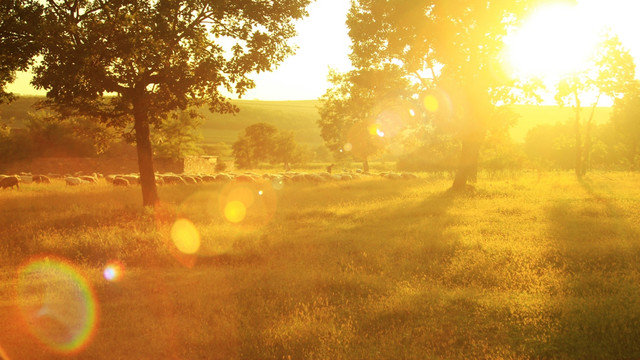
[504, 2, 601, 83]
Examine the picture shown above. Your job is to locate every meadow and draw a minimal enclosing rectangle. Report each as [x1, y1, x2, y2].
[2, 171, 640, 359]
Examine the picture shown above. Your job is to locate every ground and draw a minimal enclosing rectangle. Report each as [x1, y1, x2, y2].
[1, 171, 640, 359]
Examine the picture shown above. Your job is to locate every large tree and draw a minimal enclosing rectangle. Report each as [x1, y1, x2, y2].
[34, 0, 311, 206]
[342, 0, 539, 190]
[0, 0, 43, 104]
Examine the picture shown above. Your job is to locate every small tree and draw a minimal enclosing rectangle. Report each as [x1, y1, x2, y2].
[232, 123, 301, 169]
[318, 66, 410, 172]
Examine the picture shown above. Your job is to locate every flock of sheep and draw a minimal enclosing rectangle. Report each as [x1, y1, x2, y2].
[0, 170, 419, 190]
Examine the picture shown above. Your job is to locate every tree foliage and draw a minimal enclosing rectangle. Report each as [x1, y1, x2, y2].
[328, 0, 541, 189]
[554, 33, 637, 177]
[318, 66, 411, 171]
[611, 81, 640, 168]
[232, 123, 302, 169]
[34, 0, 311, 206]
[0, 0, 43, 104]
[151, 110, 203, 160]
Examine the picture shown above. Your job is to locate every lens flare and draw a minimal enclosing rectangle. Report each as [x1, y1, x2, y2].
[368, 124, 380, 136]
[170, 218, 201, 254]
[220, 180, 278, 226]
[343, 143, 353, 152]
[376, 129, 385, 137]
[17, 257, 98, 354]
[272, 178, 284, 190]
[103, 261, 125, 282]
[423, 95, 439, 112]
[409, 109, 416, 116]
[224, 201, 247, 223]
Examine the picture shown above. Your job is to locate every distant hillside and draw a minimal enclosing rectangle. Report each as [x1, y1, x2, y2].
[0, 96, 42, 127]
[509, 105, 612, 143]
[0, 97, 324, 148]
[0, 96, 614, 146]
[200, 99, 322, 147]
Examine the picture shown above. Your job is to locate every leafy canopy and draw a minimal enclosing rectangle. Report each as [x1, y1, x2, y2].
[0, 0, 43, 104]
[34, 0, 312, 121]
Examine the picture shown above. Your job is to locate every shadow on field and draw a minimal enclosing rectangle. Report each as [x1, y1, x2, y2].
[541, 178, 640, 358]
[226, 187, 469, 359]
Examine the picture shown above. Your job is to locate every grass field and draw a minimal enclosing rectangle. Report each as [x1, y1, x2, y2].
[2, 172, 640, 359]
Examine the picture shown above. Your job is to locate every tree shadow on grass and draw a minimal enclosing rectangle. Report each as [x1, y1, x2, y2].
[228, 189, 482, 359]
[539, 178, 640, 359]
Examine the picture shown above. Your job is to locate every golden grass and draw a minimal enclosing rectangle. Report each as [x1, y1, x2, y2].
[1, 172, 640, 359]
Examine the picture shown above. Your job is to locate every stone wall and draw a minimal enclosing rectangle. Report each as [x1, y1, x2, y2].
[183, 156, 217, 174]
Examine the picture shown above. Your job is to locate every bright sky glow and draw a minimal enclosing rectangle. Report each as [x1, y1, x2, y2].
[505, 0, 640, 86]
[7, 0, 640, 102]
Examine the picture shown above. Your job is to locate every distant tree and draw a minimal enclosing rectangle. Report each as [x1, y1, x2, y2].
[318, 66, 411, 172]
[0, 0, 42, 104]
[232, 123, 302, 169]
[151, 110, 203, 159]
[611, 81, 640, 168]
[554, 33, 636, 177]
[273, 131, 303, 169]
[343, 0, 539, 190]
[34, 0, 311, 206]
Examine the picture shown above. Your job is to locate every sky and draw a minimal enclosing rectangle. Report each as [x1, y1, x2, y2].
[6, 0, 640, 102]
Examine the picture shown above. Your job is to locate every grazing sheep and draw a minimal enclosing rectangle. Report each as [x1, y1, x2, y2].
[201, 175, 216, 182]
[182, 175, 197, 184]
[235, 174, 255, 183]
[65, 177, 86, 186]
[112, 177, 129, 186]
[0, 176, 20, 190]
[163, 175, 187, 185]
[401, 173, 418, 180]
[79, 175, 97, 183]
[214, 174, 233, 182]
[32, 175, 51, 184]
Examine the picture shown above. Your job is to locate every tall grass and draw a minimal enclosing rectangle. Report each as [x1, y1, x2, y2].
[1, 172, 640, 359]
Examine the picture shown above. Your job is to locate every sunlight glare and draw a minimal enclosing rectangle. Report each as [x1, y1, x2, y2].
[504, 3, 600, 83]
[17, 257, 98, 354]
[224, 201, 247, 223]
[423, 95, 439, 112]
[170, 218, 201, 254]
[102, 261, 125, 282]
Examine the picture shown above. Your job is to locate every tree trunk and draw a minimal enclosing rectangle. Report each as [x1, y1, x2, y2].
[583, 94, 600, 176]
[452, 137, 481, 190]
[363, 159, 369, 173]
[133, 95, 159, 207]
[573, 90, 583, 179]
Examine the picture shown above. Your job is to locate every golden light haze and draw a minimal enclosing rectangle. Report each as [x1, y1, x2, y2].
[7, 0, 639, 101]
[505, 0, 640, 86]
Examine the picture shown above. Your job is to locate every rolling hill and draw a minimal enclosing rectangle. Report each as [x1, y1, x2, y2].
[0, 96, 614, 147]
